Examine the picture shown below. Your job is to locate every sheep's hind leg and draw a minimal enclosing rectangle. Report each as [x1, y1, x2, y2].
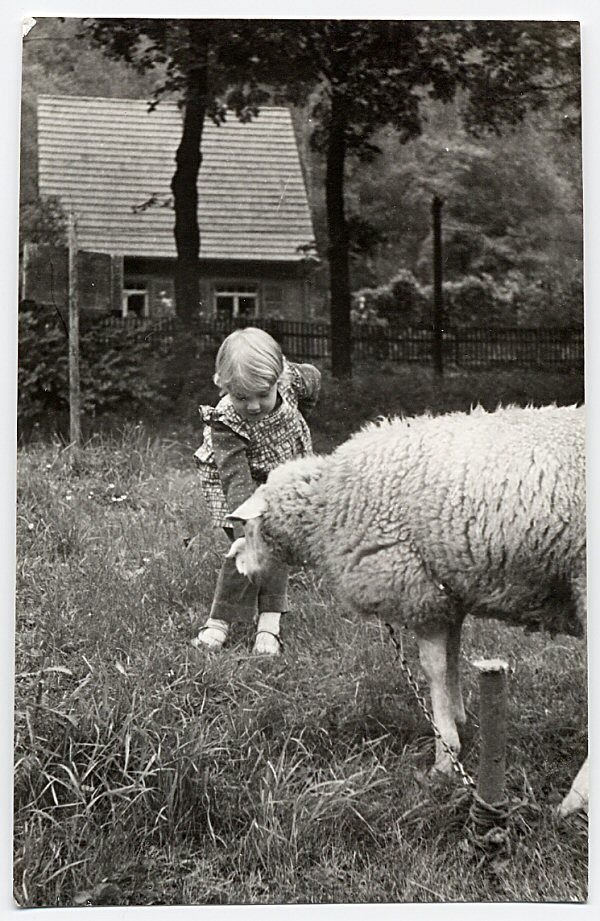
[416, 624, 461, 775]
[446, 614, 466, 726]
[558, 572, 588, 817]
[558, 758, 589, 818]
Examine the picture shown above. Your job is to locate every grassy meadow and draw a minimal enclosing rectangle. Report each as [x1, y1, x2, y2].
[14, 364, 587, 907]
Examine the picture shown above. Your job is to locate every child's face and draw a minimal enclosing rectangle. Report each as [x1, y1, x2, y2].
[227, 379, 278, 421]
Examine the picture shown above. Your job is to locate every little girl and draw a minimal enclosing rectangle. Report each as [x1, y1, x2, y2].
[192, 327, 321, 655]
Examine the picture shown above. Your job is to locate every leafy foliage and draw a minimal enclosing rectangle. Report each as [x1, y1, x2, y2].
[254, 21, 483, 376]
[264, 21, 580, 366]
[18, 306, 166, 432]
[82, 19, 271, 121]
[338, 95, 582, 326]
[353, 270, 428, 325]
[511, 268, 584, 327]
[425, 275, 516, 326]
[354, 266, 583, 328]
[464, 22, 581, 137]
[19, 196, 67, 250]
[20, 20, 583, 357]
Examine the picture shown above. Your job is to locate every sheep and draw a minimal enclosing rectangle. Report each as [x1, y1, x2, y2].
[225, 404, 587, 817]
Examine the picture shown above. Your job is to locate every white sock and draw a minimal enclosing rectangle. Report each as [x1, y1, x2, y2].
[256, 611, 281, 635]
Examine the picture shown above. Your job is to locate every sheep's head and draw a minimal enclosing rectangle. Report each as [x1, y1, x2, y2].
[225, 487, 273, 583]
[226, 455, 325, 579]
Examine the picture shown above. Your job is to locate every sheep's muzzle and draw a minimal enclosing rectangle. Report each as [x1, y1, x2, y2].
[226, 519, 273, 584]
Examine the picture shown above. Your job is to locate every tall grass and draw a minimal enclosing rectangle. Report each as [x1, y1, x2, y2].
[14, 417, 587, 907]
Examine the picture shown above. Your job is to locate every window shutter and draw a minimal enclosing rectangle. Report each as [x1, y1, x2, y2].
[110, 255, 124, 316]
[263, 283, 284, 317]
[78, 251, 112, 312]
[199, 280, 211, 315]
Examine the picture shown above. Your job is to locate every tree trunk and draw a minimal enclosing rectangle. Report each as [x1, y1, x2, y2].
[171, 27, 208, 322]
[167, 24, 208, 413]
[326, 90, 352, 379]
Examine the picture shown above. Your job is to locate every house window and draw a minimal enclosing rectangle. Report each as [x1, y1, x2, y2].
[215, 284, 259, 320]
[122, 281, 149, 319]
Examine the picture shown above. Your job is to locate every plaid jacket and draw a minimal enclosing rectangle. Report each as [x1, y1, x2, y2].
[195, 360, 320, 528]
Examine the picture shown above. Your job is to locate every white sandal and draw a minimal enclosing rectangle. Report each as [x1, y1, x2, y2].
[191, 621, 229, 650]
[252, 630, 282, 656]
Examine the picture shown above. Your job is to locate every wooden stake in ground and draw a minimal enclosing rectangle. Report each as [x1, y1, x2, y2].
[68, 212, 81, 450]
[473, 658, 509, 805]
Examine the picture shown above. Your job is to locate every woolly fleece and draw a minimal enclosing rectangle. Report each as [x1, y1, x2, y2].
[256, 404, 586, 633]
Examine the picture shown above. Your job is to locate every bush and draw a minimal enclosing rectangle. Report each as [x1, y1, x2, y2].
[353, 270, 428, 325]
[421, 273, 516, 326]
[18, 306, 166, 434]
[353, 270, 509, 327]
[354, 266, 583, 329]
[513, 268, 583, 327]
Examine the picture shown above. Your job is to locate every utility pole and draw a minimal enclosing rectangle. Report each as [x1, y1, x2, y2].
[432, 195, 444, 378]
[68, 212, 81, 452]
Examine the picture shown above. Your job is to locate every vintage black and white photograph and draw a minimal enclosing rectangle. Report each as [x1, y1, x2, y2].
[11, 6, 590, 910]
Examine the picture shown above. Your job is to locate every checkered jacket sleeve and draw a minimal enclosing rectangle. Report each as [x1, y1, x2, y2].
[287, 361, 322, 418]
[211, 420, 254, 537]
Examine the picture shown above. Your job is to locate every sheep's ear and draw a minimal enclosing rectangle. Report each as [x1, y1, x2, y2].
[226, 489, 267, 523]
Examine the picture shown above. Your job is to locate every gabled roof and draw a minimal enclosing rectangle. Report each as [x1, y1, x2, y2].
[37, 94, 316, 262]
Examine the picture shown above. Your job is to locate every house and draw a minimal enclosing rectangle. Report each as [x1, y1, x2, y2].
[34, 94, 318, 320]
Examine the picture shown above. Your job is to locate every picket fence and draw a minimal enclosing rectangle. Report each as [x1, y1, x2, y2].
[95, 315, 584, 370]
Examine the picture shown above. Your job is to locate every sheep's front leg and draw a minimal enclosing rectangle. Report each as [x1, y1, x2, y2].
[446, 615, 466, 726]
[417, 625, 461, 775]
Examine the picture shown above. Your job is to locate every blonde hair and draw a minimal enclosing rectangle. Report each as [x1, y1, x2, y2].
[214, 327, 283, 393]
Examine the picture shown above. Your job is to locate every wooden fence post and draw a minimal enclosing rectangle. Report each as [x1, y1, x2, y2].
[432, 195, 444, 377]
[68, 212, 82, 453]
[473, 658, 509, 805]
[21, 241, 32, 303]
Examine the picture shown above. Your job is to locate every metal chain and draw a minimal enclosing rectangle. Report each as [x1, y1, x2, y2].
[385, 621, 476, 791]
